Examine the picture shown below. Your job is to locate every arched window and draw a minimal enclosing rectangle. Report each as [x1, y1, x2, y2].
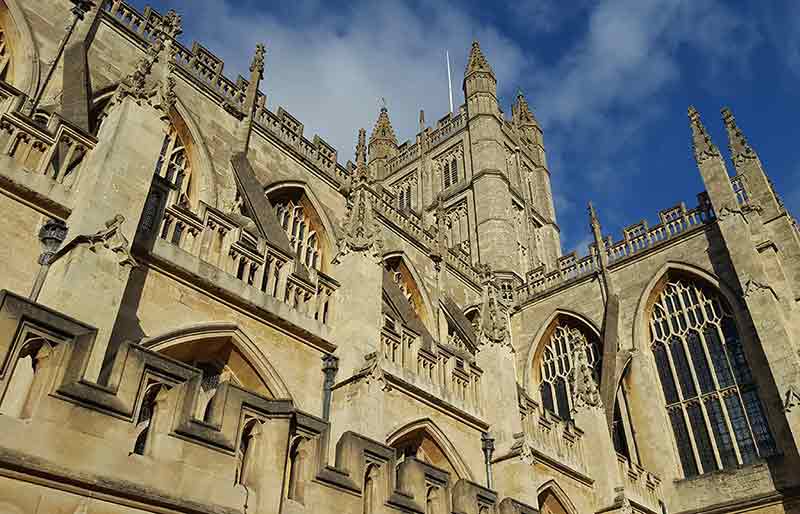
[537, 321, 602, 420]
[649, 277, 776, 477]
[154, 125, 192, 203]
[269, 188, 328, 272]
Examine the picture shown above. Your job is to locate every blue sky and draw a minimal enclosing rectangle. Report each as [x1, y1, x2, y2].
[129, 0, 800, 254]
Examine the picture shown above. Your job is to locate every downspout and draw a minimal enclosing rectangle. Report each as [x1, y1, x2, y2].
[321, 354, 338, 421]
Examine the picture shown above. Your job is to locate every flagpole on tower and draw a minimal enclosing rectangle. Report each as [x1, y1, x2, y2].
[446, 50, 454, 114]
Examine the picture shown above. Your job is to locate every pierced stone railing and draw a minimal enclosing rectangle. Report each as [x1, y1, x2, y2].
[0, 81, 95, 191]
[370, 189, 482, 286]
[157, 201, 336, 325]
[518, 391, 588, 478]
[616, 454, 663, 513]
[371, 321, 483, 417]
[386, 143, 419, 174]
[518, 191, 719, 302]
[428, 110, 466, 148]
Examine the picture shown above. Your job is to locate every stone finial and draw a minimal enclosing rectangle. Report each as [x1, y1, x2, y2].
[157, 9, 182, 39]
[570, 336, 602, 414]
[356, 127, 367, 172]
[588, 201, 600, 229]
[419, 109, 425, 132]
[721, 107, 757, 166]
[688, 106, 721, 164]
[465, 40, 494, 77]
[250, 43, 266, 77]
[513, 90, 538, 127]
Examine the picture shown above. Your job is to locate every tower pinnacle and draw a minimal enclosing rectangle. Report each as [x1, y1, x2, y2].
[465, 40, 494, 77]
[721, 107, 757, 166]
[688, 106, 721, 164]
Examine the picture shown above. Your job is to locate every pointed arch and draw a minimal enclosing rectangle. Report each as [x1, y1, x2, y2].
[265, 181, 338, 273]
[0, 0, 40, 96]
[522, 308, 602, 393]
[140, 322, 293, 402]
[386, 418, 474, 481]
[632, 261, 747, 353]
[636, 261, 777, 477]
[382, 251, 436, 333]
[172, 97, 219, 208]
[537, 480, 578, 514]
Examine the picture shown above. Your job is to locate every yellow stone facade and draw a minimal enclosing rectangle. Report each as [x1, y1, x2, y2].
[0, 2, 799, 514]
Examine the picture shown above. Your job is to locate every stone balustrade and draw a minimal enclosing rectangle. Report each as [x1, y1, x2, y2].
[157, 201, 336, 325]
[518, 391, 589, 480]
[373, 323, 483, 417]
[371, 189, 483, 287]
[616, 453, 663, 513]
[518, 190, 722, 303]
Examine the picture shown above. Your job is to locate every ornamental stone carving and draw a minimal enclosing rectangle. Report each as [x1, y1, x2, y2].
[570, 337, 602, 415]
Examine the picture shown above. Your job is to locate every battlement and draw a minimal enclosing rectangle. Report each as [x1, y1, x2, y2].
[102, 0, 349, 184]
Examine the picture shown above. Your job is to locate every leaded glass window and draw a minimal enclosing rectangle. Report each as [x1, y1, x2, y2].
[537, 322, 602, 420]
[155, 126, 192, 201]
[649, 278, 776, 478]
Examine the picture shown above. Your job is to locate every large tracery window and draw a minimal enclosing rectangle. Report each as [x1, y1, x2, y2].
[538, 322, 602, 420]
[649, 277, 776, 478]
[0, 24, 13, 82]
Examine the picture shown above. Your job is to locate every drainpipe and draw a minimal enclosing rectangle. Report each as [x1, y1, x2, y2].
[481, 431, 495, 489]
[321, 354, 338, 421]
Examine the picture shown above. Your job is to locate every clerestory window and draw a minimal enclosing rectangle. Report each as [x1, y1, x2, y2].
[537, 322, 602, 420]
[649, 277, 776, 478]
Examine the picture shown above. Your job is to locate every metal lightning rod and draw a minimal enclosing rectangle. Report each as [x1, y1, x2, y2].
[446, 50, 454, 114]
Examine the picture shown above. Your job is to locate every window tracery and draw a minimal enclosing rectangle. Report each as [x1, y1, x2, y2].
[154, 125, 192, 204]
[445, 202, 469, 257]
[392, 172, 416, 211]
[274, 198, 321, 270]
[537, 321, 602, 420]
[0, 24, 13, 83]
[649, 277, 776, 477]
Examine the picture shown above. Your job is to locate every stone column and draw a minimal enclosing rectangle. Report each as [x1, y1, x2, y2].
[37, 95, 167, 381]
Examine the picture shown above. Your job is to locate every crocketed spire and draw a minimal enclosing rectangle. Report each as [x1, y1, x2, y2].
[465, 40, 494, 77]
[369, 106, 398, 146]
[688, 106, 721, 164]
[721, 107, 757, 166]
[356, 127, 367, 171]
[513, 90, 538, 127]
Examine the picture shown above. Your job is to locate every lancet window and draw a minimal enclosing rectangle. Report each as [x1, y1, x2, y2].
[274, 199, 321, 270]
[393, 173, 416, 211]
[537, 321, 602, 420]
[649, 277, 776, 477]
[438, 149, 461, 190]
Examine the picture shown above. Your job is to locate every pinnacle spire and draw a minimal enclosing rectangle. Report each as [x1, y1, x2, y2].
[250, 43, 266, 77]
[588, 201, 600, 230]
[356, 128, 367, 170]
[465, 40, 494, 77]
[369, 105, 398, 145]
[688, 106, 721, 164]
[721, 107, 757, 165]
[513, 89, 538, 127]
